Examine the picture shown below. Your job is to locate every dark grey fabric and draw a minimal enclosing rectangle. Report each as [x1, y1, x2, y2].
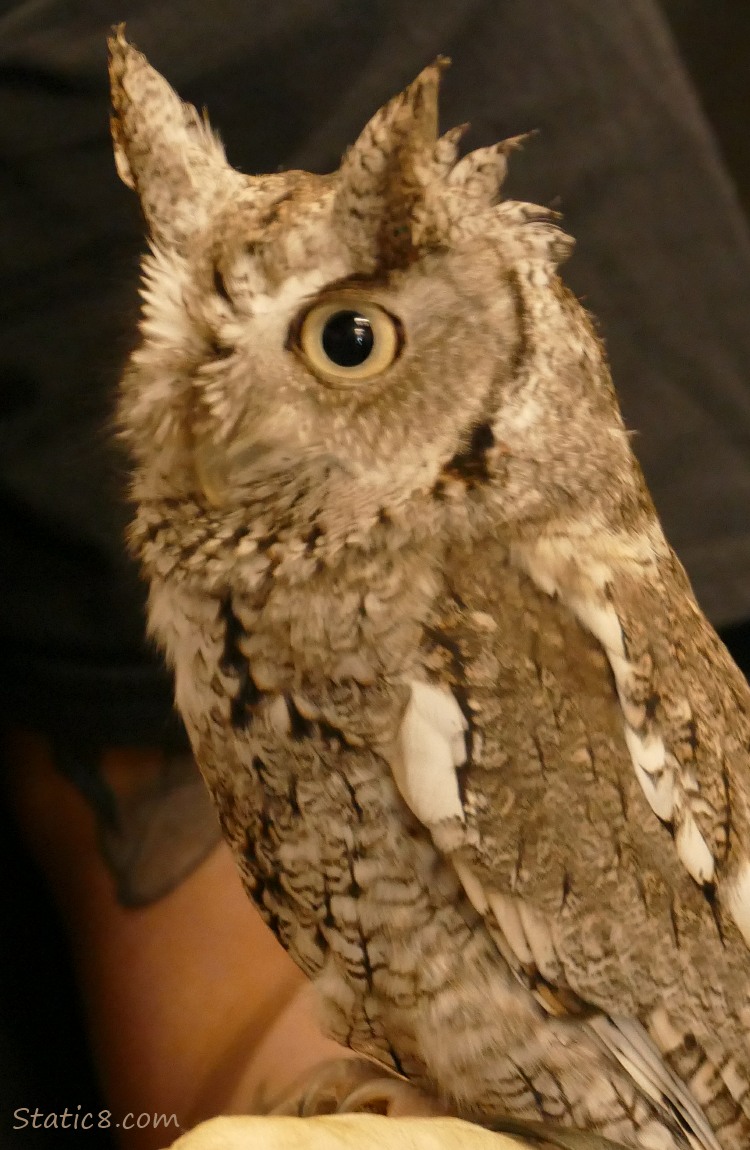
[661, 0, 750, 217]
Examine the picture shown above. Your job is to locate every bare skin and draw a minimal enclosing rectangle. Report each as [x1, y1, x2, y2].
[4, 731, 351, 1150]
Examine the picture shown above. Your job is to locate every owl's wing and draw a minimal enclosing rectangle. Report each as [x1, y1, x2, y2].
[513, 534, 750, 949]
[389, 539, 750, 1150]
[391, 675, 724, 1150]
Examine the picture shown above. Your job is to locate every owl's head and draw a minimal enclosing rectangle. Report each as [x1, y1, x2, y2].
[111, 30, 637, 559]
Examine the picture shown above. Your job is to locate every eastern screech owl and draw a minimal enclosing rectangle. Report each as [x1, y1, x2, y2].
[110, 28, 750, 1150]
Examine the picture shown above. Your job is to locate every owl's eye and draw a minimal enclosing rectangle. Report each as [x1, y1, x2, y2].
[294, 298, 401, 386]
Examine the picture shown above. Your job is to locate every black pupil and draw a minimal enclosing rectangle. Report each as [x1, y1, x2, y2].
[321, 310, 374, 368]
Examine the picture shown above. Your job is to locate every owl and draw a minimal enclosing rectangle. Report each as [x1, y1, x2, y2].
[109, 27, 750, 1150]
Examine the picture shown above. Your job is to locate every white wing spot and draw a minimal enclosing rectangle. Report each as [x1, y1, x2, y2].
[675, 811, 715, 885]
[453, 860, 490, 915]
[623, 726, 675, 821]
[461, 878, 561, 988]
[487, 891, 534, 967]
[724, 858, 750, 947]
[392, 681, 467, 831]
[517, 901, 559, 981]
[267, 695, 292, 736]
[624, 725, 666, 774]
[570, 596, 626, 657]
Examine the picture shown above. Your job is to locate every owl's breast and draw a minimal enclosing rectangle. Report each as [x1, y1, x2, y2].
[153, 554, 714, 1145]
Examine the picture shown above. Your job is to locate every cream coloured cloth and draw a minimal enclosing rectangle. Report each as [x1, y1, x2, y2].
[166, 1115, 527, 1150]
[166, 1114, 628, 1150]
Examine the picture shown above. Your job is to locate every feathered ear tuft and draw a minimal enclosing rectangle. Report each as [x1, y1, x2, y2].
[108, 26, 242, 250]
[333, 67, 566, 274]
[432, 124, 469, 179]
[446, 134, 526, 211]
[334, 58, 449, 269]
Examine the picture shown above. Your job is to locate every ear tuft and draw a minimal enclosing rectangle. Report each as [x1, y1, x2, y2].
[447, 133, 529, 210]
[433, 124, 469, 178]
[108, 27, 240, 249]
[334, 59, 449, 269]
